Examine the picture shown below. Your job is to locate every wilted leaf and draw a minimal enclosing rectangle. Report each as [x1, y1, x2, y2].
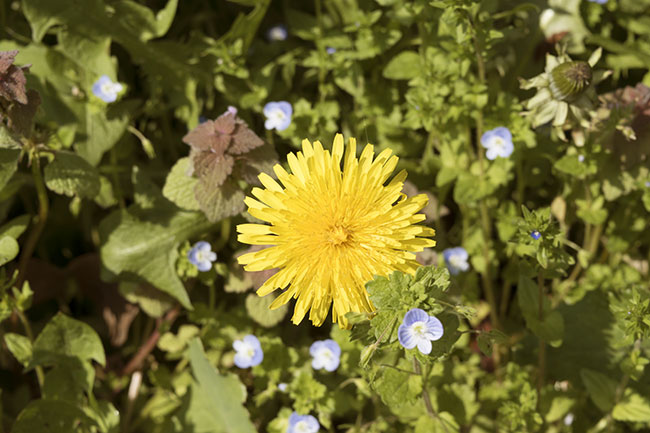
[7, 89, 41, 136]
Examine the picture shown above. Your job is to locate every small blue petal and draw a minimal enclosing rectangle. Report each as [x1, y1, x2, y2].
[403, 308, 429, 326]
[398, 323, 416, 349]
[530, 230, 541, 240]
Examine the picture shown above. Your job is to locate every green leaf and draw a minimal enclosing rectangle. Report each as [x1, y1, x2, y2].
[0, 148, 21, 192]
[112, 0, 178, 41]
[195, 178, 245, 222]
[100, 208, 211, 309]
[158, 325, 200, 353]
[4, 333, 32, 367]
[373, 363, 422, 408]
[0, 214, 31, 239]
[580, 368, 617, 412]
[186, 338, 256, 433]
[383, 51, 421, 80]
[517, 275, 564, 343]
[162, 157, 200, 211]
[118, 281, 173, 318]
[12, 399, 98, 433]
[43, 358, 95, 401]
[612, 390, 650, 422]
[30, 312, 106, 368]
[75, 107, 130, 166]
[0, 236, 19, 267]
[44, 151, 101, 198]
[245, 293, 288, 328]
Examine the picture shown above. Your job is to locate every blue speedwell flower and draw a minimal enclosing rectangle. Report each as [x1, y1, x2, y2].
[187, 241, 217, 272]
[287, 412, 319, 433]
[398, 308, 444, 355]
[326, 47, 336, 54]
[310, 339, 341, 372]
[530, 230, 541, 240]
[442, 247, 469, 275]
[263, 101, 293, 131]
[233, 335, 264, 368]
[92, 75, 123, 103]
[267, 25, 288, 41]
[588, 0, 607, 4]
[481, 127, 513, 160]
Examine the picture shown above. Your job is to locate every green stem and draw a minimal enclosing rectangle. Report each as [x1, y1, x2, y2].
[536, 270, 546, 410]
[413, 358, 449, 433]
[16, 155, 49, 290]
[15, 309, 45, 390]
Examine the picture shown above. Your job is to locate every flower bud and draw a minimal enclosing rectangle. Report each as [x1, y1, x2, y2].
[549, 61, 592, 102]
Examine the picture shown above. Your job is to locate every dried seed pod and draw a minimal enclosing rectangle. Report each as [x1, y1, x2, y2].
[549, 61, 592, 102]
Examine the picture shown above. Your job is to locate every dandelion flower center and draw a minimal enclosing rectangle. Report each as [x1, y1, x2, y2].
[237, 134, 436, 327]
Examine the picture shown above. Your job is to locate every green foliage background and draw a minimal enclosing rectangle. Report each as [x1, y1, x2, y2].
[1, 0, 650, 432]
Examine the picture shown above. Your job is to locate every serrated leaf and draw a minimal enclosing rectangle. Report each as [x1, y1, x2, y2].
[0, 236, 19, 267]
[613, 390, 650, 422]
[580, 369, 617, 412]
[4, 333, 32, 367]
[186, 338, 256, 433]
[44, 151, 101, 198]
[245, 293, 288, 328]
[195, 178, 245, 222]
[383, 51, 421, 80]
[30, 313, 106, 368]
[162, 157, 200, 211]
[100, 208, 211, 309]
[374, 364, 422, 408]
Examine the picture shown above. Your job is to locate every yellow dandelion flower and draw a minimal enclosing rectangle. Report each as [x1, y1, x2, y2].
[237, 134, 436, 328]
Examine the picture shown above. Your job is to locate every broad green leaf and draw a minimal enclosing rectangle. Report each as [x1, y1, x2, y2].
[112, 0, 178, 41]
[186, 338, 256, 433]
[30, 312, 106, 368]
[580, 369, 617, 412]
[162, 157, 200, 211]
[43, 359, 95, 401]
[383, 51, 421, 80]
[245, 293, 288, 328]
[12, 399, 97, 433]
[613, 390, 650, 422]
[100, 208, 211, 309]
[43, 151, 101, 198]
[373, 362, 422, 408]
[0, 148, 21, 192]
[517, 276, 564, 343]
[0, 236, 19, 267]
[4, 333, 32, 367]
[75, 107, 130, 166]
[195, 178, 245, 222]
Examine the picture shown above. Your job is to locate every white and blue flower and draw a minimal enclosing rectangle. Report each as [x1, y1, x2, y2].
[233, 335, 264, 368]
[263, 101, 293, 131]
[287, 412, 319, 433]
[187, 241, 217, 272]
[442, 247, 469, 275]
[530, 230, 541, 240]
[92, 75, 123, 103]
[587, 0, 607, 4]
[398, 308, 444, 355]
[481, 126, 513, 160]
[310, 339, 341, 372]
[267, 25, 288, 41]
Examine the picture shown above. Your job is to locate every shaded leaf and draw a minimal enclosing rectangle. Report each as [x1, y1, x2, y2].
[580, 368, 617, 412]
[0, 235, 19, 267]
[162, 157, 200, 211]
[0, 148, 21, 191]
[245, 293, 288, 328]
[12, 399, 97, 433]
[4, 333, 32, 367]
[30, 312, 106, 368]
[44, 151, 101, 198]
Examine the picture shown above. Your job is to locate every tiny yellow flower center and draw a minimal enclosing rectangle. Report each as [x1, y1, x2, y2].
[412, 322, 427, 337]
[326, 224, 350, 246]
